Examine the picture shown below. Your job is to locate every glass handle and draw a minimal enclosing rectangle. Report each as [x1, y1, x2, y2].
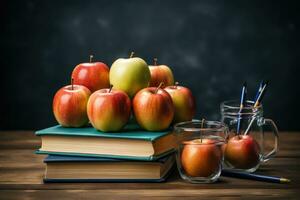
[260, 118, 279, 162]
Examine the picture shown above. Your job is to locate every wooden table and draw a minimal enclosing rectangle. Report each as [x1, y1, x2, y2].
[0, 131, 299, 199]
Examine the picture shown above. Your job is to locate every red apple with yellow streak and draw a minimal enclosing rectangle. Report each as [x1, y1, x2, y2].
[149, 58, 174, 87]
[72, 55, 110, 92]
[53, 79, 91, 127]
[181, 139, 223, 177]
[87, 86, 131, 132]
[133, 83, 174, 131]
[165, 83, 196, 123]
[225, 135, 260, 169]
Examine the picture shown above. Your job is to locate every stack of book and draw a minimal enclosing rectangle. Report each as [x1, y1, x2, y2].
[35, 123, 176, 182]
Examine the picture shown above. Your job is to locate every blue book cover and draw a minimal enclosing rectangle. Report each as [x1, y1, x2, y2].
[44, 154, 172, 163]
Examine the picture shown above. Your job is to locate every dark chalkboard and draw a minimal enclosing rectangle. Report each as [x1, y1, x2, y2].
[1, 0, 299, 130]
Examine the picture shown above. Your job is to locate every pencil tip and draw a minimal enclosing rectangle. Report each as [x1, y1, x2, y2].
[280, 178, 291, 183]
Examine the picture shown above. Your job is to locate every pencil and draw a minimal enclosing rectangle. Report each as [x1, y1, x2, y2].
[221, 169, 291, 184]
[253, 81, 268, 107]
[236, 82, 247, 134]
[254, 80, 264, 102]
[244, 81, 268, 135]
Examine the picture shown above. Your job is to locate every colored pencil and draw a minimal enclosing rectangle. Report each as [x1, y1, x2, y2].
[254, 80, 264, 102]
[222, 169, 290, 184]
[244, 81, 268, 135]
[236, 82, 247, 134]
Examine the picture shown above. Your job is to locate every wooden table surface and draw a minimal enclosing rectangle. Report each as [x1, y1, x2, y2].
[0, 131, 299, 200]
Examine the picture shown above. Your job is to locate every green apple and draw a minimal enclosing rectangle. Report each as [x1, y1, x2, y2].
[109, 52, 150, 98]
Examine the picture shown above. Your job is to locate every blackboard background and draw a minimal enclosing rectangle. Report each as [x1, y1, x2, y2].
[1, 0, 299, 130]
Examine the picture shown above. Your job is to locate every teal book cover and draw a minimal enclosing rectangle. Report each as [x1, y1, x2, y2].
[36, 123, 171, 141]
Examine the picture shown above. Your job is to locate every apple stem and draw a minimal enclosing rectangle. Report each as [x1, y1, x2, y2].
[200, 118, 205, 143]
[109, 85, 113, 93]
[71, 77, 74, 90]
[90, 55, 94, 63]
[154, 58, 158, 66]
[130, 52, 135, 58]
[155, 82, 164, 93]
[175, 81, 179, 89]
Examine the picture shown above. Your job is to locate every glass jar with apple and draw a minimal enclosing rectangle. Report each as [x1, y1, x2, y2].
[220, 100, 279, 172]
[174, 120, 228, 183]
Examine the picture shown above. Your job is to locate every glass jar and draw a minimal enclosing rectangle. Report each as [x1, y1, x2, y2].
[220, 100, 279, 172]
[174, 120, 228, 183]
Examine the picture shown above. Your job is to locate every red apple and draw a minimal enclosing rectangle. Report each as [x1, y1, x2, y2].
[72, 55, 110, 92]
[181, 139, 222, 177]
[225, 135, 261, 169]
[87, 87, 131, 132]
[149, 58, 174, 87]
[53, 83, 91, 127]
[133, 83, 174, 131]
[165, 83, 196, 123]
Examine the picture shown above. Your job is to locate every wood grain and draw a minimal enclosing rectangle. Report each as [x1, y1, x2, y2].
[0, 131, 299, 199]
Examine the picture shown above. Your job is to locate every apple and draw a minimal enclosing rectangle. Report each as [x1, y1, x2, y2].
[109, 52, 150, 98]
[53, 80, 91, 127]
[181, 139, 222, 177]
[165, 83, 196, 123]
[224, 135, 261, 169]
[87, 87, 131, 132]
[149, 58, 174, 87]
[133, 83, 174, 131]
[72, 55, 110, 92]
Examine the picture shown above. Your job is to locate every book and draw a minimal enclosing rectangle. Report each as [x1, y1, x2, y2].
[36, 123, 176, 161]
[43, 154, 175, 182]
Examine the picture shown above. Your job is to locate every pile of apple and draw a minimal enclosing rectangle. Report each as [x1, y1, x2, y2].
[53, 53, 196, 132]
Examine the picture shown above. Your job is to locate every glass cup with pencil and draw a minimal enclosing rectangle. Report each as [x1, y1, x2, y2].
[221, 81, 279, 173]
